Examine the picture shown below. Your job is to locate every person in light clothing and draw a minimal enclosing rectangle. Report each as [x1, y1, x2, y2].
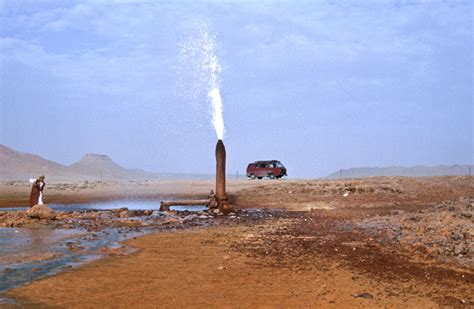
[29, 175, 46, 207]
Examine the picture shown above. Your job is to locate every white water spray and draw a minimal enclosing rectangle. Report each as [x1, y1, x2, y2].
[178, 25, 225, 140]
[208, 87, 224, 139]
[202, 30, 225, 140]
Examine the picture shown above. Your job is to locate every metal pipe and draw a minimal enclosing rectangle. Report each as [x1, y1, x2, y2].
[216, 139, 226, 198]
[215, 139, 231, 214]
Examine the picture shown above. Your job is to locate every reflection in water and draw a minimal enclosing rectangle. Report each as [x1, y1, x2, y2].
[0, 227, 146, 293]
[0, 200, 209, 293]
[0, 227, 81, 265]
[2, 200, 208, 212]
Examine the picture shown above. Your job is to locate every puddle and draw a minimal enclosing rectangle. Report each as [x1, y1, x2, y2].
[0, 226, 149, 293]
[169, 205, 208, 212]
[0, 296, 16, 305]
[1, 200, 208, 212]
[0, 205, 284, 307]
[0, 227, 83, 265]
[0, 200, 213, 294]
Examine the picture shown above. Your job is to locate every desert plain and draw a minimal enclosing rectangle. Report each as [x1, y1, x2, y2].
[0, 176, 473, 308]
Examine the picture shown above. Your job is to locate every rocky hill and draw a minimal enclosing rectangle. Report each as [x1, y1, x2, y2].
[0, 144, 158, 181]
[0, 145, 70, 180]
[69, 154, 150, 180]
[326, 165, 473, 179]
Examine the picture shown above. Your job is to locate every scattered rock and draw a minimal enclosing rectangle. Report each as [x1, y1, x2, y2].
[66, 242, 84, 252]
[352, 293, 374, 299]
[162, 218, 180, 225]
[357, 197, 474, 267]
[99, 246, 128, 255]
[26, 204, 55, 220]
[182, 215, 198, 222]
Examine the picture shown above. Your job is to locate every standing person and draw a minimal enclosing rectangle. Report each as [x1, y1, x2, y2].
[29, 175, 46, 207]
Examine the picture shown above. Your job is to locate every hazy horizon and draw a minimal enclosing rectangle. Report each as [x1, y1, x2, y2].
[1, 0, 472, 178]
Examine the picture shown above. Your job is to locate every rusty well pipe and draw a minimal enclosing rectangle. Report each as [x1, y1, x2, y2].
[215, 139, 232, 214]
[215, 139, 226, 199]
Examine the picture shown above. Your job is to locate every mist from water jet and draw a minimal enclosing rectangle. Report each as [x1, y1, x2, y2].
[177, 24, 225, 140]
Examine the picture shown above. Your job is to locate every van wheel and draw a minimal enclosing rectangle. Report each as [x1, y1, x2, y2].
[249, 174, 256, 180]
[257, 177, 263, 179]
[268, 174, 275, 179]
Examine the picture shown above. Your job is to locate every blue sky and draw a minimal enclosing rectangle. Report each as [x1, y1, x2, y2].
[1, 0, 472, 177]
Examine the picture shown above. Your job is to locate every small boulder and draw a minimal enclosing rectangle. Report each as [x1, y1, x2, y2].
[352, 293, 374, 299]
[27, 204, 55, 220]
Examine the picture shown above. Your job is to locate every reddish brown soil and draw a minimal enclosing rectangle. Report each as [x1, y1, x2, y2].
[3, 176, 474, 308]
[2, 227, 441, 308]
[231, 176, 473, 210]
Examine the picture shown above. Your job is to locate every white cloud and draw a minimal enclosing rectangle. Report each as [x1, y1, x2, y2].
[1, 36, 167, 104]
[1, 0, 471, 102]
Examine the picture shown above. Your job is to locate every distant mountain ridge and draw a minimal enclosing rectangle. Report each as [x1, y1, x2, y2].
[2, 144, 472, 181]
[69, 153, 148, 178]
[0, 144, 158, 181]
[326, 165, 473, 179]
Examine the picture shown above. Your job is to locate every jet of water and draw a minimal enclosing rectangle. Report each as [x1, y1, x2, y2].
[201, 29, 225, 140]
[178, 25, 225, 140]
[208, 87, 224, 140]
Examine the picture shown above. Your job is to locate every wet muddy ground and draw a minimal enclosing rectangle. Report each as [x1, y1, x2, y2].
[0, 176, 473, 307]
[0, 204, 278, 294]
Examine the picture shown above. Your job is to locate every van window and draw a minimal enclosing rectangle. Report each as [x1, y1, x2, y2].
[259, 164, 266, 168]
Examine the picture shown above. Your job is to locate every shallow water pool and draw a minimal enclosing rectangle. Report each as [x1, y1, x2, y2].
[0, 226, 148, 293]
[0, 200, 209, 293]
[2, 200, 208, 212]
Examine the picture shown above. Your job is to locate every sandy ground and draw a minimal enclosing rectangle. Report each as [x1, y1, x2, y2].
[5, 227, 443, 308]
[1, 176, 474, 308]
[0, 179, 265, 208]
